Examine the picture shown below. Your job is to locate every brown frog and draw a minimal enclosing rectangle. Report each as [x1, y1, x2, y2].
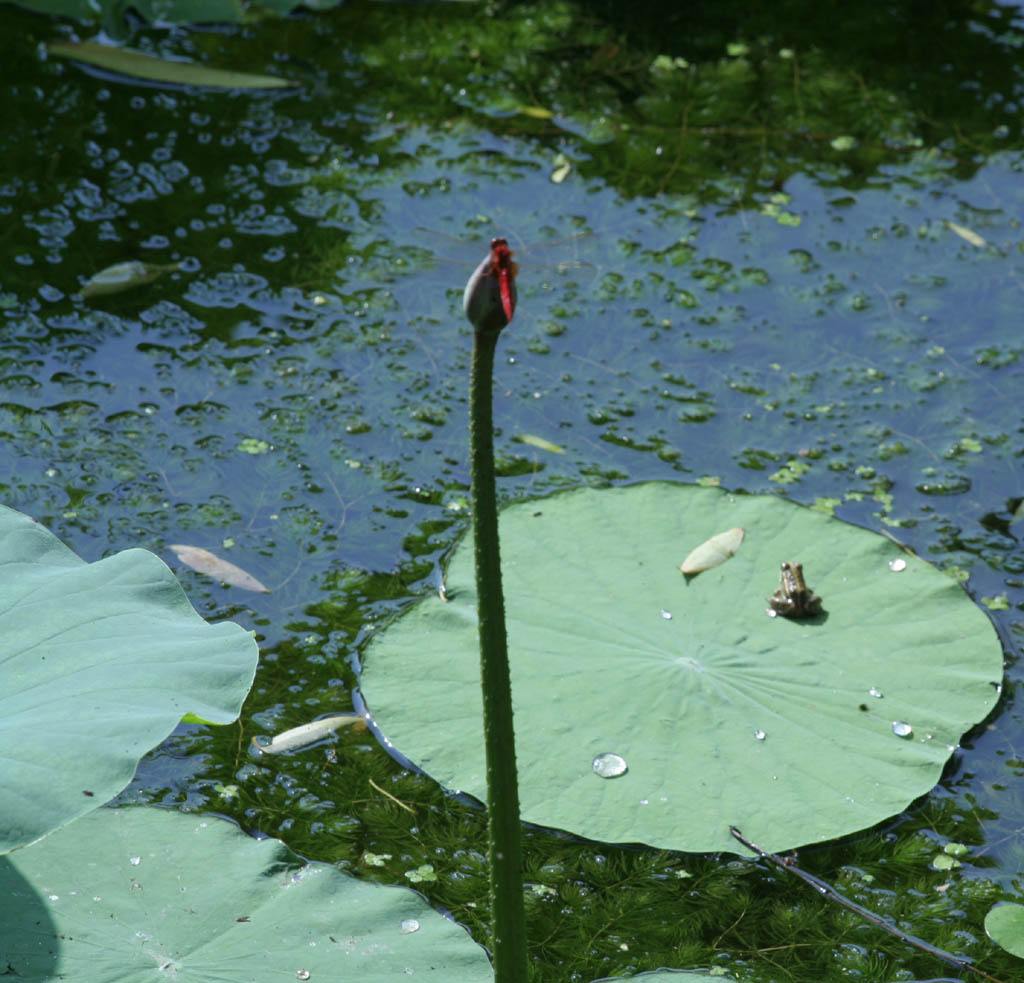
[769, 562, 822, 619]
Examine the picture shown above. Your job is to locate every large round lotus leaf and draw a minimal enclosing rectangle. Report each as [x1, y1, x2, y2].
[360, 483, 1002, 855]
[0, 807, 493, 982]
[0, 505, 257, 853]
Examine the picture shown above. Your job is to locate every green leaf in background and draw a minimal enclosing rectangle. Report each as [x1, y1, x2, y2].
[985, 902, 1024, 958]
[15, 0, 343, 27]
[830, 135, 858, 151]
[47, 42, 299, 89]
[0, 505, 258, 853]
[0, 807, 494, 982]
[360, 483, 1002, 855]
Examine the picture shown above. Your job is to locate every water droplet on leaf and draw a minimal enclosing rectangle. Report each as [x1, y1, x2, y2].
[592, 752, 628, 778]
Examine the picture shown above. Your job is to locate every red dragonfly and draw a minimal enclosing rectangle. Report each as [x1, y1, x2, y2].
[463, 237, 518, 334]
[408, 226, 596, 331]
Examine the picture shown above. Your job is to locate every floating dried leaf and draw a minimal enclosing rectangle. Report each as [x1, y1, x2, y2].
[550, 153, 572, 184]
[516, 433, 565, 454]
[80, 260, 181, 299]
[169, 545, 270, 592]
[948, 221, 986, 249]
[253, 714, 366, 754]
[680, 527, 745, 575]
[48, 42, 299, 90]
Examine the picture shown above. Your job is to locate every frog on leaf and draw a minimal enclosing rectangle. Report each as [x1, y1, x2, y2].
[768, 562, 823, 619]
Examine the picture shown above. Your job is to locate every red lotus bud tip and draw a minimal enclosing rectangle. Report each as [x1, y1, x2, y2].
[463, 237, 518, 333]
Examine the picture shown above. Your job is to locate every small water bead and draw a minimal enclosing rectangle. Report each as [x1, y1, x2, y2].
[891, 721, 913, 738]
[400, 919, 420, 934]
[868, 687, 883, 699]
[888, 558, 907, 572]
[660, 609, 672, 620]
[296, 971, 311, 981]
[592, 753, 628, 778]
[754, 729, 766, 741]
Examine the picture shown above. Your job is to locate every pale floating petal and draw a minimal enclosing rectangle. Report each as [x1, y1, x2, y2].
[254, 714, 366, 754]
[679, 527, 745, 575]
[48, 42, 299, 90]
[168, 545, 270, 593]
[550, 153, 572, 184]
[80, 260, 181, 299]
[948, 221, 987, 248]
[517, 433, 565, 454]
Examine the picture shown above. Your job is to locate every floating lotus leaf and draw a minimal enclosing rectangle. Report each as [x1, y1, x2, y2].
[0, 807, 493, 982]
[985, 902, 1024, 958]
[360, 483, 1002, 855]
[0, 505, 257, 853]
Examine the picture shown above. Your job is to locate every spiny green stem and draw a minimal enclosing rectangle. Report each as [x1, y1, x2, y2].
[470, 328, 527, 983]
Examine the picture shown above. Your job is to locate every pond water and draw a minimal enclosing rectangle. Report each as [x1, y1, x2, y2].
[2, 2, 1023, 980]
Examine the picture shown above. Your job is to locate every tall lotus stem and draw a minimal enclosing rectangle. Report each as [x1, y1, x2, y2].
[464, 238, 527, 982]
